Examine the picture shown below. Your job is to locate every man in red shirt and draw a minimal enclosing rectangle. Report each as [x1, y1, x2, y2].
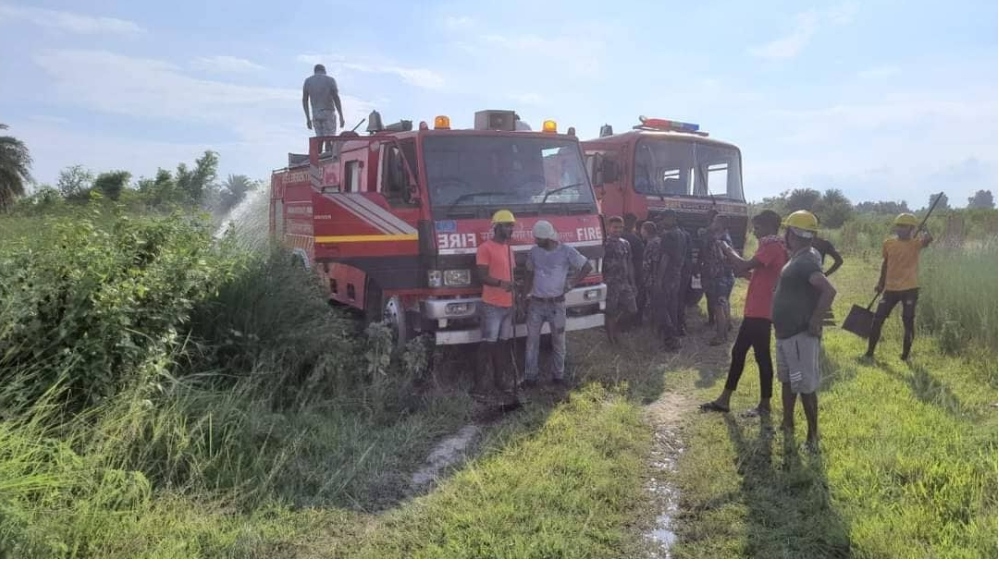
[700, 210, 787, 416]
[474, 209, 519, 405]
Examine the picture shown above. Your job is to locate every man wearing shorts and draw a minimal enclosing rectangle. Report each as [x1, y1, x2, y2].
[302, 64, 345, 156]
[772, 211, 837, 451]
[474, 210, 519, 404]
[602, 216, 638, 344]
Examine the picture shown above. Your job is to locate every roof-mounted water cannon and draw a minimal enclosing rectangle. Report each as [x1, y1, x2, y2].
[474, 109, 523, 131]
[599, 124, 614, 137]
[634, 115, 708, 136]
[366, 110, 384, 134]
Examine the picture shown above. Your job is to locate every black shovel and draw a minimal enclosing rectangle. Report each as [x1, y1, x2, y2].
[842, 291, 881, 339]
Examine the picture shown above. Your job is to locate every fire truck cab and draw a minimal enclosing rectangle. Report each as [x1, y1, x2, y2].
[270, 110, 607, 348]
[582, 116, 749, 249]
[581, 116, 749, 303]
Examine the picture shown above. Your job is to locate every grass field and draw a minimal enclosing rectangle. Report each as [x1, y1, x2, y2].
[0, 208, 995, 558]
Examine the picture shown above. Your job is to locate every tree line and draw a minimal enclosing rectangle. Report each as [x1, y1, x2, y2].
[754, 187, 996, 228]
[0, 123, 259, 216]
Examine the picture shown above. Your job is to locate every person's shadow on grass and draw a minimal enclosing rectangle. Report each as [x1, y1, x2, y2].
[723, 414, 852, 558]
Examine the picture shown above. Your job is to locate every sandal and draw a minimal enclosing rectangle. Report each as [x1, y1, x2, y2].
[699, 401, 730, 413]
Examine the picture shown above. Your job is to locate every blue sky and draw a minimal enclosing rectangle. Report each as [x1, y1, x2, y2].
[1, 0, 996, 207]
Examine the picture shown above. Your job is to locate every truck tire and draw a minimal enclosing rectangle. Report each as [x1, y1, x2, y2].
[364, 283, 410, 352]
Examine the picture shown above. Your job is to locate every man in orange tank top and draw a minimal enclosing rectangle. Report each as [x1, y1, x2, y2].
[474, 210, 519, 405]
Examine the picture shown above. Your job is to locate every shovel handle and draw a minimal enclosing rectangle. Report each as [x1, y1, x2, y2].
[866, 291, 881, 311]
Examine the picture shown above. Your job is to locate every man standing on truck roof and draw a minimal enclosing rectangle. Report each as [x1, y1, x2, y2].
[700, 210, 788, 417]
[474, 210, 520, 407]
[302, 64, 345, 157]
[771, 211, 837, 452]
[522, 220, 592, 388]
[864, 213, 933, 362]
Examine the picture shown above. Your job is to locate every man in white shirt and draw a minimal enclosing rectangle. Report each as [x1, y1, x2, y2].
[302, 64, 345, 156]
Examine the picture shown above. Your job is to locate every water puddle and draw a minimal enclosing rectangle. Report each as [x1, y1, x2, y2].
[643, 392, 689, 559]
[409, 424, 481, 491]
[646, 427, 683, 558]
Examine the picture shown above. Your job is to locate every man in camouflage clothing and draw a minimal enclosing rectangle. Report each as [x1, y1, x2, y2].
[603, 216, 638, 344]
[645, 211, 686, 352]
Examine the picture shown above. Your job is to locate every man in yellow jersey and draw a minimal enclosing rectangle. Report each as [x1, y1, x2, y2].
[864, 213, 934, 361]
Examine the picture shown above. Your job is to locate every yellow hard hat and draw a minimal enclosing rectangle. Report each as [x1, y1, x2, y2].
[491, 209, 515, 224]
[894, 213, 918, 227]
[782, 210, 819, 232]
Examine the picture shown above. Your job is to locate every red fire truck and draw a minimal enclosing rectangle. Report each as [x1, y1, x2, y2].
[582, 116, 748, 248]
[581, 116, 749, 302]
[269, 110, 607, 348]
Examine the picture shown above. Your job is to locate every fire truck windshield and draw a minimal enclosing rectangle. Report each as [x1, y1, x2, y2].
[633, 138, 745, 202]
[423, 135, 595, 214]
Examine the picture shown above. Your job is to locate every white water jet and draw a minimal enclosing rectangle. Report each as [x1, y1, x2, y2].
[214, 188, 270, 252]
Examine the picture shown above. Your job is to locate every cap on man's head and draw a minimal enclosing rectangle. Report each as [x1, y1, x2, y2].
[532, 220, 559, 241]
[314, 64, 326, 73]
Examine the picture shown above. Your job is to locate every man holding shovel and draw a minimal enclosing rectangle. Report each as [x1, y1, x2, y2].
[864, 213, 934, 362]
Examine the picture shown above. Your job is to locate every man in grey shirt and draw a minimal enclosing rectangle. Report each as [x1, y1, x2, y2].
[521, 220, 592, 387]
[302, 64, 345, 156]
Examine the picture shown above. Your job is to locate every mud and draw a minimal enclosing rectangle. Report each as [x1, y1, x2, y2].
[409, 424, 481, 491]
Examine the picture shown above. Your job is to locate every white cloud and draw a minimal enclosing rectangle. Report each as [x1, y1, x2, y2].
[0, 3, 144, 36]
[442, 15, 474, 30]
[191, 55, 265, 74]
[30, 49, 375, 151]
[749, 11, 819, 60]
[749, 3, 859, 60]
[297, 54, 446, 90]
[857, 65, 900, 80]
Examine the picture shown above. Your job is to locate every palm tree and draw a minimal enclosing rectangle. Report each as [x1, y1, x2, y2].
[0, 123, 33, 211]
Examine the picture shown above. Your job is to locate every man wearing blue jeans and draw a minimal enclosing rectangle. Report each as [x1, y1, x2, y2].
[521, 220, 592, 388]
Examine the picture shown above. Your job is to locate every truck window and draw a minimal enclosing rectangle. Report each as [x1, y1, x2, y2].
[423, 135, 595, 214]
[344, 160, 362, 193]
[633, 138, 744, 202]
[381, 140, 417, 205]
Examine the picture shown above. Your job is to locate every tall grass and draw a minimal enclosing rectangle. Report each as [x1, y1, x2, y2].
[0, 207, 448, 557]
[918, 239, 998, 362]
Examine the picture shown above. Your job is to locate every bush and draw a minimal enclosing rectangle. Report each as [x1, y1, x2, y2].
[0, 208, 233, 413]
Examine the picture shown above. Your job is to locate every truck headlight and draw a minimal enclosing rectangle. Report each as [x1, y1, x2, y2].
[443, 269, 471, 287]
[584, 288, 602, 301]
[587, 259, 602, 273]
[427, 270, 443, 288]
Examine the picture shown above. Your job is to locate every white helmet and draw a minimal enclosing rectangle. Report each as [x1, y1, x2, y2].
[532, 220, 558, 241]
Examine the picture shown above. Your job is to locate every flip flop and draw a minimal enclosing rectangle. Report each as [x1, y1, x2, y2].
[699, 401, 730, 413]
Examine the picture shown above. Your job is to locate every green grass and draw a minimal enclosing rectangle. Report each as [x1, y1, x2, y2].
[1, 207, 995, 558]
[665, 250, 997, 558]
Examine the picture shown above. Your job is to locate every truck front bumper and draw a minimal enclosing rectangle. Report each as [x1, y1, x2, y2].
[420, 284, 606, 346]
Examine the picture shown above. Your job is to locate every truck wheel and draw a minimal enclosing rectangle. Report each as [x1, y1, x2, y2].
[364, 283, 409, 352]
